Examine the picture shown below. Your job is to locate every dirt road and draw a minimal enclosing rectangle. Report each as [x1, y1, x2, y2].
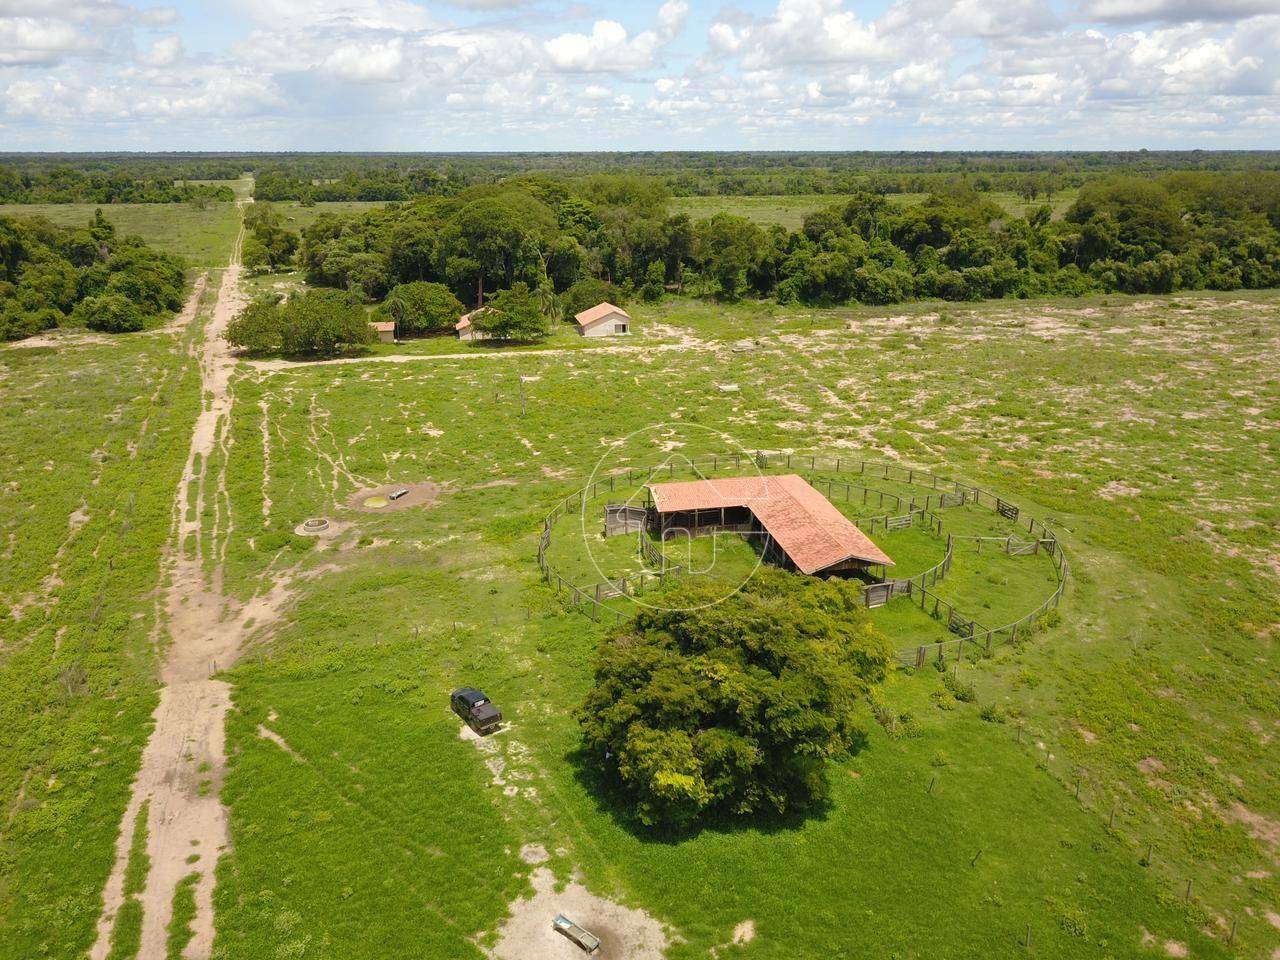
[90, 206, 293, 960]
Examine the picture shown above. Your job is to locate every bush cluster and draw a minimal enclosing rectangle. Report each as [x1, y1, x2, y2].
[225, 289, 375, 357]
[1, 210, 185, 341]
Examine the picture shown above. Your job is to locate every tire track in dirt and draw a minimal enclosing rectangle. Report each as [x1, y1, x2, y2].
[90, 204, 297, 960]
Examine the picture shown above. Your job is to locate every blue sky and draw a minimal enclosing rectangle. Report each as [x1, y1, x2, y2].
[1, 0, 1277, 150]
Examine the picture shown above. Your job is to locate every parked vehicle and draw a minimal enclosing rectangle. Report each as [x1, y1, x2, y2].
[450, 687, 502, 735]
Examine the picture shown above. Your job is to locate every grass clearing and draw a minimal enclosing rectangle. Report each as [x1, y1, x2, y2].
[206, 289, 1276, 957]
[0, 280, 209, 959]
[670, 189, 1079, 228]
[0, 202, 242, 267]
[3, 274, 1276, 957]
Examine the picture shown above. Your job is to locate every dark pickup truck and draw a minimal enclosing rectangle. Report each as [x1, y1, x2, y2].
[450, 688, 502, 735]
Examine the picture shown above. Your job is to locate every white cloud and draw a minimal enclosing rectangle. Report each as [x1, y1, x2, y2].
[1077, 0, 1276, 23]
[138, 32, 181, 66]
[0, 16, 94, 63]
[321, 37, 404, 82]
[544, 1, 687, 72]
[0, 0, 1276, 148]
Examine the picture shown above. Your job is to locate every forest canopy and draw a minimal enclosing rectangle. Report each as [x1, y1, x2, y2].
[294, 170, 1280, 314]
[0, 211, 186, 341]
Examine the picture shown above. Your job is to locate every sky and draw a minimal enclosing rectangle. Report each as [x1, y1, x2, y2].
[1, 0, 1278, 151]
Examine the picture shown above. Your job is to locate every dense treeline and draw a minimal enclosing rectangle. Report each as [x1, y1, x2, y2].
[293, 171, 1280, 320]
[7, 151, 1280, 204]
[0, 167, 234, 204]
[248, 150, 1280, 201]
[253, 168, 466, 203]
[0, 211, 186, 340]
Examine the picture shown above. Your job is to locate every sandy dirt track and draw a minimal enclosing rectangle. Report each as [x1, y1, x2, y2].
[90, 211, 293, 960]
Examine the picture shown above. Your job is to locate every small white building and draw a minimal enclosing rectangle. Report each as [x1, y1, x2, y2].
[370, 319, 396, 344]
[574, 302, 631, 338]
[455, 308, 493, 341]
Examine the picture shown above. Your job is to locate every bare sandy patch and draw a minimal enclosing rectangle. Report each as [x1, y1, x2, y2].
[711, 919, 756, 957]
[7, 329, 114, 349]
[520, 843, 550, 865]
[1099, 480, 1141, 499]
[1224, 802, 1280, 853]
[348, 481, 445, 512]
[92, 220, 300, 960]
[487, 867, 668, 960]
[1163, 940, 1188, 957]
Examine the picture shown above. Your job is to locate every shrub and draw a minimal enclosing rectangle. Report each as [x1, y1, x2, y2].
[979, 703, 1007, 724]
[578, 569, 893, 828]
[72, 293, 146, 333]
[941, 670, 976, 703]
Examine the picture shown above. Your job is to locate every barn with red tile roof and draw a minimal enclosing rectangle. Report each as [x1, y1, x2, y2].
[646, 474, 892, 576]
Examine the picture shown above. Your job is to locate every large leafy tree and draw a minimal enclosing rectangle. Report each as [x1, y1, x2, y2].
[226, 290, 374, 357]
[225, 297, 285, 354]
[382, 281, 463, 335]
[578, 569, 893, 829]
[473, 282, 550, 341]
[279, 289, 375, 356]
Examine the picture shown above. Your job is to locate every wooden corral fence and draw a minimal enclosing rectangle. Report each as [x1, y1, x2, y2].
[536, 453, 1070, 656]
[604, 503, 647, 537]
[899, 525, 1070, 668]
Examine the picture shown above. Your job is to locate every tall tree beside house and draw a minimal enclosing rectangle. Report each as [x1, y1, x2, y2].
[382, 281, 463, 336]
[561, 277, 624, 320]
[472, 282, 550, 341]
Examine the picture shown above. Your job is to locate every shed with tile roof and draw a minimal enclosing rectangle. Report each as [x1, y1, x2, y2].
[574, 302, 631, 337]
[646, 474, 892, 576]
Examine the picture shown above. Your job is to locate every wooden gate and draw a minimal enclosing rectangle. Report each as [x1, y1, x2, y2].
[604, 504, 647, 537]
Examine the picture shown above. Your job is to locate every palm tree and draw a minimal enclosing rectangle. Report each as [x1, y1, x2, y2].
[533, 284, 563, 323]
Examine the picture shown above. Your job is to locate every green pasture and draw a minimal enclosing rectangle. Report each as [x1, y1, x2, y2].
[208, 288, 1276, 957]
[0, 279, 213, 958]
[0, 202, 242, 268]
[271, 200, 391, 232]
[1, 278, 1276, 958]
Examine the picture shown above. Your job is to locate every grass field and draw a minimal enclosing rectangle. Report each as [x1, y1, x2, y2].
[208, 289, 1278, 958]
[3, 281, 1277, 958]
[671, 189, 1079, 229]
[269, 200, 391, 232]
[0, 282, 214, 956]
[0, 203, 242, 268]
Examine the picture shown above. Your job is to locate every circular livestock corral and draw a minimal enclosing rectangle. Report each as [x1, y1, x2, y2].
[537, 453, 1070, 668]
